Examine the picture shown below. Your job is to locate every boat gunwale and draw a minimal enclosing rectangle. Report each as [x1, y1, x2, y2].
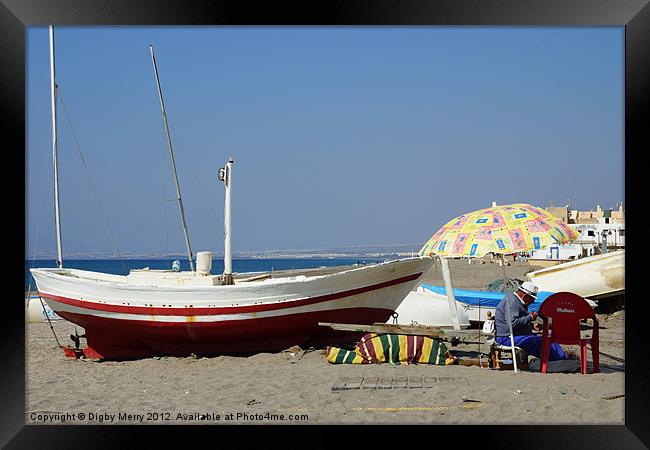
[30, 257, 433, 292]
[526, 250, 624, 278]
[37, 270, 426, 316]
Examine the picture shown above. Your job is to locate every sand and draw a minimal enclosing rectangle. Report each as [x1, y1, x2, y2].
[25, 259, 625, 425]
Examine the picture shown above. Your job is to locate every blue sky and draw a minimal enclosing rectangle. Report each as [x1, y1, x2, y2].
[26, 27, 624, 256]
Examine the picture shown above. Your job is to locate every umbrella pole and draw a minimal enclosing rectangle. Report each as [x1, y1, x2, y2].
[440, 257, 461, 331]
[476, 256, 480, 359]
[502, 253, 518, 373]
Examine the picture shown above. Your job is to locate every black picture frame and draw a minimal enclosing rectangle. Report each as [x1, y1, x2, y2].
[5, 0, 647, 447]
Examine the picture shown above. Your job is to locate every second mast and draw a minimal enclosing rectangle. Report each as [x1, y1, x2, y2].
[148, 45, 195, 272]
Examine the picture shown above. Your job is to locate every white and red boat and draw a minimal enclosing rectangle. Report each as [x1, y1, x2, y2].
[31, 257, 432, 359]
[30, 28, 432, 359]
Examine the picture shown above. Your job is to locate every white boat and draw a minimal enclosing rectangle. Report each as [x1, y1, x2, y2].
[388, 289, 470, 328]
[31, 257, 432, 358]
[29, 28, 433, 359]
[526, 250, 624, 300]
[26, 294, 62, 323]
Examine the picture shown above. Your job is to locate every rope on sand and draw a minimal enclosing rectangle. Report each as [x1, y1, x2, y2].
[40, 297, 64, 349]
[587, 345, 625, 364]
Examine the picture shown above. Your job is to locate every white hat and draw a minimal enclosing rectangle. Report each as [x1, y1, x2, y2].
[519, 281, 538, 299]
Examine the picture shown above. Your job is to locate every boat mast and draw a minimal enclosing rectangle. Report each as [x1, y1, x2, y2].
[148, 45, 195, 272]
[49, 26, 63, 269]
[218, 158, 234, 285]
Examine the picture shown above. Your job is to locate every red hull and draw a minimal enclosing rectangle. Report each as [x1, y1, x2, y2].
[58, 307, 393, 359]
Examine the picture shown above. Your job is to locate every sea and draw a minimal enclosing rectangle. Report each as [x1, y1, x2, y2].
[24, 257, 385, 292]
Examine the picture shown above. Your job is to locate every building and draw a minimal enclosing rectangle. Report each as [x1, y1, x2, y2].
[546, 202, 624, 225]
[570, 223, 625, 256]
[546, 206, 569, 223]
[545, 203, 625, 256]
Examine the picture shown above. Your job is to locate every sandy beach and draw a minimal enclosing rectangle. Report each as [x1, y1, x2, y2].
[25, 259, 625, 425]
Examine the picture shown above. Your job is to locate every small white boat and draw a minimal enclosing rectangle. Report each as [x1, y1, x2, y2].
[26, 295, 62, 323]
[526, 250, 624, 299]
[388, 290, 471, 328]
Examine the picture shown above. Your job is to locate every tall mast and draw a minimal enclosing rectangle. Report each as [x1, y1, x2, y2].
[148, 45, 194, 272]
[49, 26, 63, 268]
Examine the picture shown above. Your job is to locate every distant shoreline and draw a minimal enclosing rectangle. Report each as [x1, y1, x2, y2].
[24, 244, 422, 261]
[24, 254, 411, 261]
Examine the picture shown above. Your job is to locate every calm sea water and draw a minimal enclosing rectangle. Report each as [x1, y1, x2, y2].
[24, 257, 384, 291]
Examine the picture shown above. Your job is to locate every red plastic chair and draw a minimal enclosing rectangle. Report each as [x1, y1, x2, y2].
[538, 292, 599, 374]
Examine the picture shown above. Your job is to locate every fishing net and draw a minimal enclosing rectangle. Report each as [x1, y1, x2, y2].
[482, 277, 524, 293]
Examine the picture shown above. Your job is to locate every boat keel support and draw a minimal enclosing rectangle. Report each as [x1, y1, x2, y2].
[62, 346, 104, 360]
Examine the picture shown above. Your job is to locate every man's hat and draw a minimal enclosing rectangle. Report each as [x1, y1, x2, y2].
[519, 281, 538, 299]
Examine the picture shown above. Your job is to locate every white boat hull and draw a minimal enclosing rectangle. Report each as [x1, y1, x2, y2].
[526, 250, 624, 299]
[389, 291, 471, 328]
[458, 304, 493, 324]
[30, 257, 433, 358]
[414, 288, 495, 323]
[26, 296, 62, 323]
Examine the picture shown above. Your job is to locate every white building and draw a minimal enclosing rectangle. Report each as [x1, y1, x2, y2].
[568, 222, 625, 256]
[529, 243, 582, 261]
[539, 202, 625, 259]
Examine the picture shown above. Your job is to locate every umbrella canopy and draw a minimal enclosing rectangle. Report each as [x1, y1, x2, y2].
[419, 203, 579, 258]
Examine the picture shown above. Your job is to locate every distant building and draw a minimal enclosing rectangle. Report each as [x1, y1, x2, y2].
[544, 203, 625, 257]
[545, 202, 624, 225]
[546, 206, 570, 223]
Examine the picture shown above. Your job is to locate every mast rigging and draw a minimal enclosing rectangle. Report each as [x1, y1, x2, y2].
[149, 45, 195, 272]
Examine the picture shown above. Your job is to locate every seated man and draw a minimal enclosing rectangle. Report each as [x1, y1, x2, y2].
[495, 281, 569, 361]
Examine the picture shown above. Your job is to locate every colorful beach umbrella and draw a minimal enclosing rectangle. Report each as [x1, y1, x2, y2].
[418, 203, 579, 372]
[419, 203, 579, 258]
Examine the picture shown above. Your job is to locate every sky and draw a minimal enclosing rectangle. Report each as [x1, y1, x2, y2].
[25, 27, 624, 257]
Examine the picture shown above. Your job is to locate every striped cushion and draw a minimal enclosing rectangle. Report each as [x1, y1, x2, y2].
[327, 333, 454, 365]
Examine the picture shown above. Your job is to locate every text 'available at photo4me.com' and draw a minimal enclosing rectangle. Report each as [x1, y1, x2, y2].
[28, 411, 310, 424]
